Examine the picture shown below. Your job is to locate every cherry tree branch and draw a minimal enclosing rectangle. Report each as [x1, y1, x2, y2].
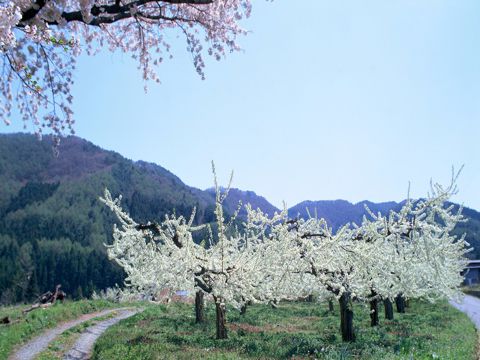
[20, 0, 213, 24]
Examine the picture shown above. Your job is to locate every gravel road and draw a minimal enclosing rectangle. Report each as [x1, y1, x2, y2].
[449, 294, 480, 329]
[63, 308, 140, 360]
[8, 308, 137, 360]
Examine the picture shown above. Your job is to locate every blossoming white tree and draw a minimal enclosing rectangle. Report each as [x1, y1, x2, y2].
[100, 190, 203, 297]
[354, 169, 469, 325]
[1, 0, 254, 139]
[101, 164, 305, 339]
[284, 169, 470, 341]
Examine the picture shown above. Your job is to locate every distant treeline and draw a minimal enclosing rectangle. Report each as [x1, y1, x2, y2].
[0, 235, 124, 303]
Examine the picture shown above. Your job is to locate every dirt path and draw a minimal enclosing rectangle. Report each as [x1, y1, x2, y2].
[63, 308, 139, 360]
[449, 294, 480, 329]
[8, 308, 137, 360]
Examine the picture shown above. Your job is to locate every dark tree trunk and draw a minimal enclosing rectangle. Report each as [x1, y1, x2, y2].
[271, 299, 278, 309]
[240, 304, 247, 315]
[240, 300, 252, 315]
[338, 292, 355, 342]
[307, 294, 314, 302]
[395, 294, 406, 313]
[384, 298, 394, 320]
[195, 291, 205, 323]
[215, 297, 227, 339]
[369, 296, 379, 327]
[328, 299, 334, 312]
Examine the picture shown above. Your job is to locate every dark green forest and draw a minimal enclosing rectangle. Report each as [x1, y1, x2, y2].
[0, 134, 218, 304]
[0, 133, 478, 304]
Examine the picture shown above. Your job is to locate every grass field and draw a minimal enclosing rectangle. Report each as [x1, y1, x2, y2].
[0, 299, 119, 360]
[92, 300, 477, 360]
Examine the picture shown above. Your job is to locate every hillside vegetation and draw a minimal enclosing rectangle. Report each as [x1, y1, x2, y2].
[0, 134, 216, 303]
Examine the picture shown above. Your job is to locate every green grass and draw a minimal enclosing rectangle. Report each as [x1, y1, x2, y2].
[0, 299, 120, 360]
[92, 300, 478, 360]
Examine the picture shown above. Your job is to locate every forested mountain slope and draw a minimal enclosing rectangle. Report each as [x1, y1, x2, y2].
[0, 134, 216, 303]
[205, 188, 280, 218]
[289, 200, 398, 232]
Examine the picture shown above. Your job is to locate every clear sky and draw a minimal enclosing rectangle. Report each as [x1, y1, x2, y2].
[4, 0, 480, 210]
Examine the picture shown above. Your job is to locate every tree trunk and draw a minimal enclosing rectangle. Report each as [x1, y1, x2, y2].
[384, 298, 394, 320]
[195, 291, 205, 323]
[270, 299, 278, 309]
[240, 304, 247, 315]
[240, 300, 252, 315]
[307, 294, 314, 302]
[370, 297, 379, 327]
[395, 294, 406, 313]
[338, 292, 355, 342]
[215, 297, 227, 339]
[328, 299, 334, 312]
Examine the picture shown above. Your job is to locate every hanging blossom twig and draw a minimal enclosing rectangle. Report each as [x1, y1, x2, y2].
[0, 0, 255, 142]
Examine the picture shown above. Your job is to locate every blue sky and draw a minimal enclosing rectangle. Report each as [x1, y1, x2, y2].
[4, 0, 480, 210]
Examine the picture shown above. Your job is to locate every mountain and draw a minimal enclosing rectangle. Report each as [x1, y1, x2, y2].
[205, 188, 280, 218]
[0, 133, 478, 304]
[288, 200, 400, 231]
[0, 133, 218, 304]
[449, 205, 480, 260]
[0, 133, 280, 303]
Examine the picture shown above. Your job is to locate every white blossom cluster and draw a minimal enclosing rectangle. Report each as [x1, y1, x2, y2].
[101, 168, 470, 311]
[0, 0, 253, 139]
[0, 2, 22, 49]
[290, 169, 470, 305]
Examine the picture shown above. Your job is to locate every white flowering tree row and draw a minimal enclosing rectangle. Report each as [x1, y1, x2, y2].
[100, 166, 470, 341]
[0, 0, 254, 140]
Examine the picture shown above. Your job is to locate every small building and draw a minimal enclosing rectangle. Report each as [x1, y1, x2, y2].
[463, 260, 480, 286]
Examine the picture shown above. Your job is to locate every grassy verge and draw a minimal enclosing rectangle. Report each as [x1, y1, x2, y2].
[92, 300, 477, 360]
[0, 299, 120, 359]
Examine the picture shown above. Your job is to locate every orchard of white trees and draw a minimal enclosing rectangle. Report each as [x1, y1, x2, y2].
[100, 165, 470, 342]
